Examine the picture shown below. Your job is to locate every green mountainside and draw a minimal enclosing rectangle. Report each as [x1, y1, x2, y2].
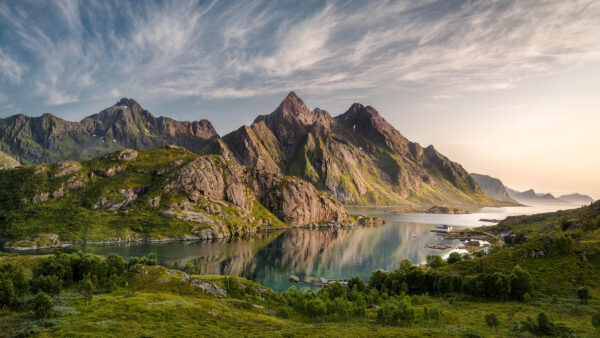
[0, 146, 382, 249]
[221, 92, 504, 206]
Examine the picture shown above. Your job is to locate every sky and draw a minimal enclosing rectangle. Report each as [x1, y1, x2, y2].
[0, 0, 599, 199]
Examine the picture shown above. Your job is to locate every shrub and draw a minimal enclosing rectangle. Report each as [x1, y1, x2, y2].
[347, 276, 366, 293]
[485, 313, 500, 331]
[426, 255, 445, 269]
[0, 277, 16, 308]
[592, 313, 600, 329]
[376, 296, 414, 325]
[31, 275, 62, 295]
[33, 291, 53, 320]
[447, 252, 462, 264]
[80, 274, 95, 306]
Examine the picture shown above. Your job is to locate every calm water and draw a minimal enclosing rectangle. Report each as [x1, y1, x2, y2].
[81, 204, 577, 291]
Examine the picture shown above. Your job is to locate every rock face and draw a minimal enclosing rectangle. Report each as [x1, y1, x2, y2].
[0, 98, 218, 164]
[221, 92, 501, 206]
[470, 173, 520, 204]
[0, 146, 353, 245]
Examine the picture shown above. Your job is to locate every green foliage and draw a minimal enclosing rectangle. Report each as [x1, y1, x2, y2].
[484, 313, 500, 330]
[0, 277, 16, 308]
[376, 295, 414, 325]
[426, 255, 445, 268]
[33, 291, 53, 320]
[80, 273, 95, 306]
[447, 252, 462, 264]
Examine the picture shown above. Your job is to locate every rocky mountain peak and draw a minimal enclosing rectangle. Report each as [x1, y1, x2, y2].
[272, 91, 317, 125]
[114, 98, 143, 111]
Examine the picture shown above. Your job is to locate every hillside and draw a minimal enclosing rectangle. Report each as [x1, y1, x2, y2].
[0, 98, 218, 165]
[0, 146, 382, 250]
[220, 92, 504, 206]
[470, 173, 520, 204]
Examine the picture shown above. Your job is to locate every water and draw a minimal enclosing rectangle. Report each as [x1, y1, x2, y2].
[81, 204, 577, 292]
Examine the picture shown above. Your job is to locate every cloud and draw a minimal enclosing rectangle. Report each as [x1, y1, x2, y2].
[0, 48, 26, 84]
[0, 0, 599, 106]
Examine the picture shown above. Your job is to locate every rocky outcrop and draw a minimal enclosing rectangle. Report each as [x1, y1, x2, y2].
[167, 156, 347, 227]
[470, 173, 520, 204]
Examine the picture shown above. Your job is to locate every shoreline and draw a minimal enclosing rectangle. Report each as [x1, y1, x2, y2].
[2, 215, 385, 252]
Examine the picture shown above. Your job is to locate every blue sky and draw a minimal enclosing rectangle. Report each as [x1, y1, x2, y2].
[0, 0, 599, 198]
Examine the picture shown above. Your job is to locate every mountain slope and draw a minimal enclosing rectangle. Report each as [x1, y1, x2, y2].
[0, 98, 218, 164]
[0, 146, 380, 249]
[221, 92, 503, 206]
[506, 187, 570, 205]
[558, 193, 594, 205]
[0, 150, 19, 169]
[470, 173, 520, 204]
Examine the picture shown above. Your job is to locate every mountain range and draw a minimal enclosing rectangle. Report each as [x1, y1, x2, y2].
[0, 93, 515, 206]
[470, 173, 520, 205]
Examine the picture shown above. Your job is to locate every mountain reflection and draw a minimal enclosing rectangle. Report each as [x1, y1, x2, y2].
[84, 219, 455, 291]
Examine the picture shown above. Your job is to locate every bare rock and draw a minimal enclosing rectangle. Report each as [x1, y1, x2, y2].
[54, 160, 82, 178]
[118, 149, 138, 161]
[190, 278, 227, 297]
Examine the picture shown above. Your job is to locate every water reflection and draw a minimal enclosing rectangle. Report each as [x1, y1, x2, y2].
[82, 204, 578, 291]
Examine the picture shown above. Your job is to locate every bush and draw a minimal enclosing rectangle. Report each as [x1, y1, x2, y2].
[485, 313, 500, 331]
[31, 275, 62, 295]
[347, 276, 366, 293]
[33, 291, 53, 320]
[426, 255, 445, 269]
[376, 296, 414, 325]
[447, 252, 462, 264]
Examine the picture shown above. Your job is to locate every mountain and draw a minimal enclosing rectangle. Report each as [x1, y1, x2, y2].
[0, 146, 381, 249]
[0, 93, 507, 206]
[220, 92, 503, 206]
[470, 173, 520, 204]
[505, 187, 569, 205]
[558, 193, 594, 205]
[0, 150, 19, 169]
[0, 98, 218, 165]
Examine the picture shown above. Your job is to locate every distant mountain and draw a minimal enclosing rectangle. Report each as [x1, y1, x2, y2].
[0, 98, 218, 165]
[219, 92, 504, 206]
[470, 173, 520, 204]
[0, 150, 19, 169]
[506, 187, 569, 205]
[558, 193, 594, 205]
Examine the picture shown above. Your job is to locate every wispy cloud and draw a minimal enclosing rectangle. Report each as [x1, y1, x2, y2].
[0, 0, 599, 107]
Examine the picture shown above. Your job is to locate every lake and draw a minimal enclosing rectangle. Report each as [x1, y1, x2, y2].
[81, 204, 577, 292]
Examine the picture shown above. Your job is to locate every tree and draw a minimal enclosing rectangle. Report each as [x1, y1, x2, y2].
[33, 291, 53, 320]
[31, 274, 62, 295]
[535, 312, 553, 336]
[426, 255, 445, 269]
[485, 313, 500, 331]
[0, 278, 15, 309]
[578, 287, 591, 304]
[347, 276, 366, 293]
[80, 274, 95, 306]
[447, 252, 462, 264]
[397, 259, 413, 274]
